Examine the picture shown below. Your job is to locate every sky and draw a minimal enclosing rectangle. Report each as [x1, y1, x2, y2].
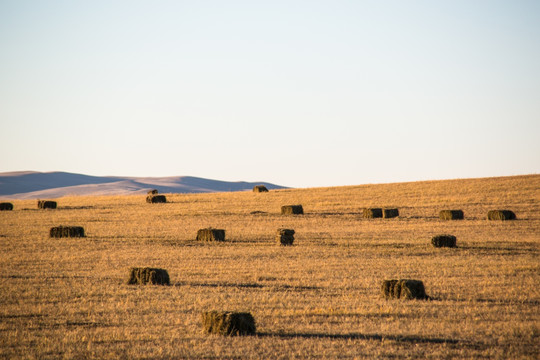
[1, 0, 539, 188]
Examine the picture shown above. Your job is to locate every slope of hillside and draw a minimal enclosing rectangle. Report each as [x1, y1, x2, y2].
[0, 171, 287, 199]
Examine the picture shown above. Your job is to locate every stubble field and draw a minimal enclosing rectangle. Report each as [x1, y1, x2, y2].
[1, 175, 539, 359]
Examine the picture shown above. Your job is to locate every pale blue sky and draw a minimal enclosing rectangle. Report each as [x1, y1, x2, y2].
[1, 0, 539, 188]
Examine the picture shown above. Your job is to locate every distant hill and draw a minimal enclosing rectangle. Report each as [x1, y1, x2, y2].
[0, 171, 288, 199]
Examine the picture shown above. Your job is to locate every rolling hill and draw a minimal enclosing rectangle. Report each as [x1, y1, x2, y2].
[0, 171, 287, 199]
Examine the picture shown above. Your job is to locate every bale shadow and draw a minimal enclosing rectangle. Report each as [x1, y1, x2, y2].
[58, 206, 95, 210]
[255, 332, 460, 344]
[447, 297, 540, 306]
[459, 245, 537, 256]
[173, 281, 321, 291]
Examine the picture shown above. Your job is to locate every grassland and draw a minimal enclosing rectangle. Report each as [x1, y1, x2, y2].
[1, 175, 539, 359]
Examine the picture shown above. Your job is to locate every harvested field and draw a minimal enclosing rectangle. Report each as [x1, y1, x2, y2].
[0, 175, 538, 359]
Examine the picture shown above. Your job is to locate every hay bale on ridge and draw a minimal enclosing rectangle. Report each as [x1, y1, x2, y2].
[253, 185, 268, 193]
[431, 234, 457, 248]
[146, 194, 167, 203]
[276, 229, 295, 246]
[50, 226, 85, 238]
[38, 200, 57, 209]
[281, 205, 304, 215]
[127, 267, 170, 285]
[381, 279, 428, 300]
[0, 202, 13, 211]
[382, 208, 399, 218]
[363, 208, 382, 218]
[439, 210, 464, 220]
[197, 228, 226, 242]
[201, 311, 256, 336]
[487, 210, 516, 220]
[147, 189, 158, 195]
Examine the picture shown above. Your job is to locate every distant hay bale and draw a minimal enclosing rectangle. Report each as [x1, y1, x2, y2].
[50, 226, 85, 238]
[0, 202, 13, 211]
[487, 210, 516, 221]
[197, 228, 226, 242]
[201, 311, 256, 336]
[38, 200, 57, 209]
[276, 229, 295, 246]
[381, 279, 428, 300]
[147, 189, 158, 195]
[382, 208, 399, 218]
[439, 210, 464, 220]
[253, 185, 269, 193]
[146, 194, 167, 203]
[281, 205, 304, 215]
[127, 267, 170, 285]
[363, 208, 382, 218]
[431, 234, 457, 248]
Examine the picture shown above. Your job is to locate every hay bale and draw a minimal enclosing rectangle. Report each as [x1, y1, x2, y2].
[281, 205, 304, 215]
[431, 234, 457, 248]
[381, 279, 428, 300]
[381, 279, 399, 298]
[146, 194, 167, 203]
[50, 226, 85, 238]
[253, 185, 269, 193]
[197, 228, 226, 242]
[382, 208, 399, 218]
[127, 267, 170, 285]
[37, 200, 57, 209]
[0, 202, 13, 211]
[439, 210, 464, 220]
[201, 311, 256, 336]
[487, 210, 516, 220]
[147, 189, 158, 195]
[276, 229, 295, 246]
[363, 208, 382, 218]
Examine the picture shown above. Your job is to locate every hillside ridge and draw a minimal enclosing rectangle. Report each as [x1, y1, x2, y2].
[0, 171, 287, 199]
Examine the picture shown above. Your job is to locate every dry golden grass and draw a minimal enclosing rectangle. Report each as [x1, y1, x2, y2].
[1, 175, 539, 359]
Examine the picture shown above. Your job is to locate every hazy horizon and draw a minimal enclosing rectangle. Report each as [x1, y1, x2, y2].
[1, 1, 539, 188]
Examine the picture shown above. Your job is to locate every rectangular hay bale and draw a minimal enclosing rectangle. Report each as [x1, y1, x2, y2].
[431, 234, 457, 248]
[487, 210, 516, 220]
[381, 279, 427, 300]
[439, 210, 464, 220]
[127, 267, 170, 285]
[281, 205, 304, 215]
[363, 208, 382, 218]
[38, 200, 57, 209]
[382, 208, 399, 218]
[253, 185, 269, 193]
[197, 228, 226, 242]
[276, 228, 295, 246]
[0, 202, 13, 211]
[201, 311, 256, 336]
[146, 194, 167, 203]
[50, 226, 85, 238]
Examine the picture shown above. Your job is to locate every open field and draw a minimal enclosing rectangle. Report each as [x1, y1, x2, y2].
[1, 175, 539, 359]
